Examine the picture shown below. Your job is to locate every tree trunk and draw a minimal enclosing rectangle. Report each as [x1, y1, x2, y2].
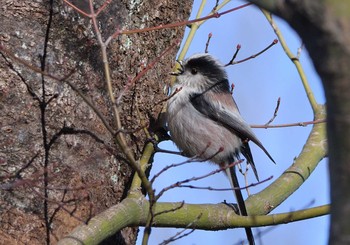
[0, 0, 192, 244]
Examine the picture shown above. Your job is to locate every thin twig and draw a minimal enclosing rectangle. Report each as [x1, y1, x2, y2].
[212, 0, 220, 12]
[113, 3, 253, 37]
[159, 213, 202, 245]
[251, 118, 326, 129]
[156, 160, 244, 199]
[225, 39, 278, 66]
[177, 176, 273, 191]
[116, 39, 180, 104]
[154, 201, 185, 217]
[205, 33, 213, 53]
[151, 143, 221, 184]
[265, 97, 281, 126]
[151, 155, 206, 184]
[225, 44, 241, 66]
[155, 87, 182, 105]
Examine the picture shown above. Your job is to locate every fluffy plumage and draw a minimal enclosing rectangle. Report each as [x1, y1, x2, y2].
[167, 53, 275, 245]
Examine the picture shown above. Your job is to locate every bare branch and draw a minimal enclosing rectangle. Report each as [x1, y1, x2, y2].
[251, 118, 326, 129]
[265, 97, 281, 126]
[225, 39, 278, 66]
[204, 33, 213, 53]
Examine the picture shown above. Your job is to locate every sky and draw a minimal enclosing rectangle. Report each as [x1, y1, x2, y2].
[137, 1, 329, 244]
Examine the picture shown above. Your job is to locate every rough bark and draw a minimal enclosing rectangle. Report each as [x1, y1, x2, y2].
[0, 0, 192, 244]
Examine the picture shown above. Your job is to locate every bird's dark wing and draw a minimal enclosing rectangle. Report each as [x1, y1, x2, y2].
[190, 90, 275, 179]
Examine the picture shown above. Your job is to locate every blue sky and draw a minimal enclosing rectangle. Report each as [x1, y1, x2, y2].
[138, 1, 328, 244]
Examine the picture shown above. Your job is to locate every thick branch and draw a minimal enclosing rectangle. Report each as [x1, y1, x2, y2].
[58, 196, 329, 245]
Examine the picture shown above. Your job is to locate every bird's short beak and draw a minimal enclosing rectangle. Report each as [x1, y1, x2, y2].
[170, 60, 184, 76]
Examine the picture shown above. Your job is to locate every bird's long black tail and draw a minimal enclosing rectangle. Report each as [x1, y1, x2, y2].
[227, 166, 255, 245]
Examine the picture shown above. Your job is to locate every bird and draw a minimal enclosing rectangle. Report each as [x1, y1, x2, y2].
[166, 53, 275, 245]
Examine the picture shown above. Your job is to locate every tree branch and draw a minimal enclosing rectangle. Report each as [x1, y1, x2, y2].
[58, 196, 329, 245]
[246, 106, 327, 215]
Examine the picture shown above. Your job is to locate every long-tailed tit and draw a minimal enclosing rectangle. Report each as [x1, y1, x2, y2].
[167, 53, 275, 245]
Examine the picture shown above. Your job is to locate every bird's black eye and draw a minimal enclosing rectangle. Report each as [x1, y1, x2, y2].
[191, 68, 198, 75]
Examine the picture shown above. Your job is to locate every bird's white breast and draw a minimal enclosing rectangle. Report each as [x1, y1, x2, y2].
[167, 85, 242, 165]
